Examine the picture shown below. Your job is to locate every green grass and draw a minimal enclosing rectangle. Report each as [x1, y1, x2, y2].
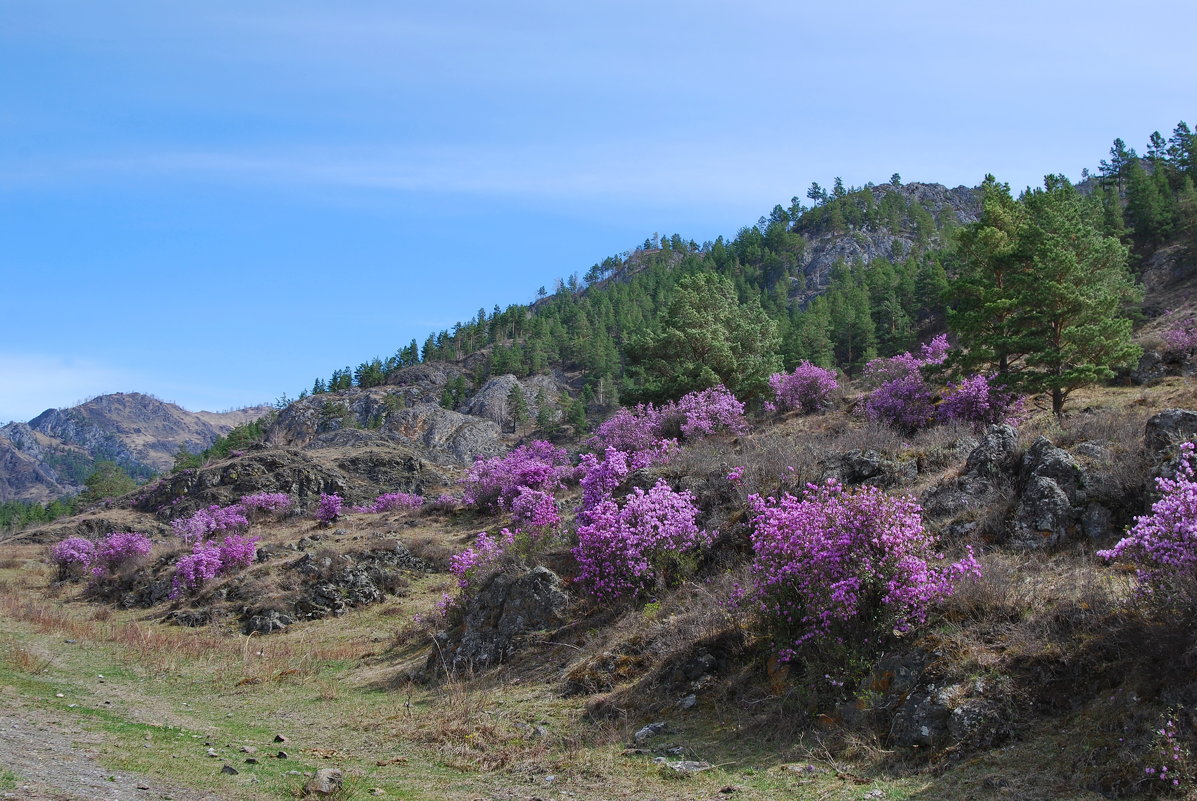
[0, 767, 16, 792]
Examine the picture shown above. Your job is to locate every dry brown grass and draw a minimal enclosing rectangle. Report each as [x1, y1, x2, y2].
[1, 637, 53, 675]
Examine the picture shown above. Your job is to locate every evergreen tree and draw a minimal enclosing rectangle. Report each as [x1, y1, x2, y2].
[626, 272, 781, 401]
[508, 383, 529, 434]
[950, 175, 1141, 414]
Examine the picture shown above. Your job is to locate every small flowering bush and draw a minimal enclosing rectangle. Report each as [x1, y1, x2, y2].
[862, 335, 951, 432]
[238, 492, 292, 514]
[1161, 313, 1197, 354]
[352, 492, 424, 514]
[51, 533, 152, 581]
[1099, 441, 1197, 604]
[93, 532, 152, 574]
[865, 373, 936, 431]
[769, 362, 839, 413]
[314, 493, 344, 525]
[936, 373, 1024, 428]
[573, 479, 713, 601]
[461, 440, 571, 512]
[429, 493, 462, 513]
[170, 504, 250, 544]
[745, 480, 980, 667]
[577, 445, 678, 518]
[668, 385, 748, 439]
[588, 405, 665, 456]
[509, 487, 561, 533]
[170, 533, 259, 598]
[50, 536, 97, 577]
[449, 528, 515, 590]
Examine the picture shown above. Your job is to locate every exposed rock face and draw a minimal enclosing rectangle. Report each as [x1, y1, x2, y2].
[1144, 408, 1197, 461]
[795, 183, 980, 296]
[267, 388, 503, 466]
[462, 373, 565, 429]
[822, 449, 918, 488]
[0, 393, 269, 502]
[130, 446, 447, 517]
[382, 404, 503, 465]
[1009, 437, 1087, 549]
[921, 424, 1018, 529]
[436, 566, 569, 673]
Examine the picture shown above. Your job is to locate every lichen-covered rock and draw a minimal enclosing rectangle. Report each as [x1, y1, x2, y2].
[822, 449, 918, 488]
[382, 403, 503, 465]
[462, 373, 565, 428]
[964, 424, 1019, 479]
[436, 566, 569, 673]
[1144, 409, 1197, 461]
[1008, 437, 1087, 548]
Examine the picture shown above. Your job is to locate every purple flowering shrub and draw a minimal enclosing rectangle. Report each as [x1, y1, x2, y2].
[1099, 441, 1197, 604]
[573, 479, 714, 601]
[936, 374, 1024, 428]
[50, 536, 97, 578]
[769, 362, 839, 413]
[509, 487, 561, 534]
[51, 532, 152, 581]
[352, 492, 424, 514]
[1160, 311, 1197, 355]
[429, 493, 462, 513]
[314, 493, 344, 525]
[170, 504, 250, 544]
[862, 335, 951, 432]
[170, 533, 259, 598]
[461, 441, 571, 512]
[238, 492, 293, 514]
[449, 528, 515, 590]
[668, 385, 748, 439]
[745, 480, 980, 667]
[588, 405, 665, 456]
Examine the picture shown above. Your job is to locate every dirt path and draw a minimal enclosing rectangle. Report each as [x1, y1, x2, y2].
[0, 704, 228, 801]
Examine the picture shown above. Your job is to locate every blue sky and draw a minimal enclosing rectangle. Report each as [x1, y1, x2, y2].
[1, 0, 1194, 422]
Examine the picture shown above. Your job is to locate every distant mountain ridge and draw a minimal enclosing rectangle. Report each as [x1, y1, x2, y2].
[0, 393, 271, 503]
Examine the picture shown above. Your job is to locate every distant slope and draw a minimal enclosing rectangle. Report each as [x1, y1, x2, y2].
[0, 393, 272, 503]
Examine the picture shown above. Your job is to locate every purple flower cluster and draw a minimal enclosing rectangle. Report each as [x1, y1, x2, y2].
[170, 533, 259, 598]
[936, 374, 1024, 428]
[1160, 310, 1197, 354]
[170, 503, 250, 544]
[769, 362, 839, 413]
[51, 532, 152, 580]
[746, 480, 980, 662]
[669, 385, 748, 439]
[461, 440, 571, 512]
[449, 528, 515, 589]
[314, 493, 344, 525]
[509, 487, 561, 533]
[352, 492, 424, 514]
[238, 492, 293, 513]
[573, 479, 713, 601]
[862, 335, 951, 431]
[1099, 441, 1197, 601]
[589, 386, 746, 459]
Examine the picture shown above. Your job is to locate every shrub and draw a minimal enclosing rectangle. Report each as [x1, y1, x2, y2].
[50, 536, 97, 577]
[669, 385, 748, 439]
[1161, 314, 1197, 354]
[509, 487, 560, 533]
[169, 533, 259, 598]
[1099, 441, 1197, 604]
[936, 373, 1024, 428]
[573, 479, 713, 601]
[94, 532, 152, 573]
[352, 492, 424, 514]
[461, 441, 571, 512]
[170, 504, 249, 544]
[745, 480, 980, 667]
[769, 362, 839, 413]
[238, 492, 292, 514]
[449, 529, 514, 590]
[314, 493, 344, 525]
[588, 405, 664, 455]
[864, 373, 936, 431]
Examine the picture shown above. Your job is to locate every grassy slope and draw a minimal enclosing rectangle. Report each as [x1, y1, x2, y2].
[1, 376, 1195, 800]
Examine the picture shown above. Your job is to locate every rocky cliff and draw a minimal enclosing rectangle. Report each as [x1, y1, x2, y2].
[0, 393, 271, 503]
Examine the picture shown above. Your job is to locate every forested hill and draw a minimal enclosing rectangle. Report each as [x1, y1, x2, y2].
[302, 122, 1194, 408]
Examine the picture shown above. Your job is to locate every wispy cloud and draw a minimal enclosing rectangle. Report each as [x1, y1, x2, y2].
[0, 354, 144, 424]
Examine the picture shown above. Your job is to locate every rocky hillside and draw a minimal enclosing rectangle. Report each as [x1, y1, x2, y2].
[0, 393, 271, 503]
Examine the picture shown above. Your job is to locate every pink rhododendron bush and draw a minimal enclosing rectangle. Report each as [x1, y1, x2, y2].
[769, 362, 839, 413]
[50, 532, 153, 581]
[462, 440, 572, 512]
[171, 533, 259, 598]
[745, 480, 980, 672]
[1100, 441, 1197, 604]
[573, 479, 714, 601]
